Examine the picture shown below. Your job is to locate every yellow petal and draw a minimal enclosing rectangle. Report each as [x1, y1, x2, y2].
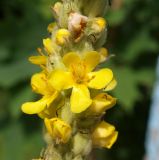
[44, 118, 72, 143]
[21, 97, 47, 114]
[49, 69, 74, 91]
[21, 93, 58, 114]
[45, 92, 59, 107]
[93, 121, 115, 138]
[71, 85, 92, 113]
[62, 52, 81, 68]
[31, 72, 50, 95]
[83, 51, 100, 72]
[44, 118, 53, 135]
[89, 93, 116, 114]
[43, 38, 54, 54]
[104, 78, 117, 91]
[29, 56, 47, 65]
[38, 92, 60, 119]
[88, 69, 113, 89]
[103, 131, 118, 149]
[93, 131, 118, 149]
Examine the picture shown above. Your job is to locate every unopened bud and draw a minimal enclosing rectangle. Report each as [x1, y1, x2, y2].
[81, 0, 109, 17]
[72, 133, 92, 156]
[68, 12, 88, 40]
[98, 48, 109, 62]
[47, 22, 56, 33]
[43, 38, 55, 54]
[93, 17, 106, 33]
[52, 2, 62, 18]
[92, 121, 118, 149]
[88, 93, 116, 114]
[44, 118, 72, 143]
[55, 29, 71, 46]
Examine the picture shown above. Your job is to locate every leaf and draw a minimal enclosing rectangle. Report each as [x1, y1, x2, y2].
[107, 9, 128, 26]
[0, 59, 39, 88]
[112, 66, 155, 112]
[0, 90, 10, 121]
[0, 44, 10, 61]
[136, 69, 156, 85]
[9, 86, 35, 119]
[123, 29, 158, 61]
[113, 67, 141, 112]
[0, 121, 44, 160]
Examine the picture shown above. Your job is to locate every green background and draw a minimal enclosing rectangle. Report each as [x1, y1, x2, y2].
[0, 0, 158, 159]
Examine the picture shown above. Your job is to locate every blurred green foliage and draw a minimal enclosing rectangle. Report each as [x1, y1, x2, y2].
[0, 0, 158, 160]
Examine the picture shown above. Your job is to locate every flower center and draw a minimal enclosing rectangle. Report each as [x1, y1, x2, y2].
[71, 62, 88, 84]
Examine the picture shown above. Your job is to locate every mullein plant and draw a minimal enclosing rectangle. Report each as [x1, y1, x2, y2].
[21, 0, 118, 160]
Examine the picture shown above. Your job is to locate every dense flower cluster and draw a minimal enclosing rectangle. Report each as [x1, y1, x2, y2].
[21, 0, 118, 159]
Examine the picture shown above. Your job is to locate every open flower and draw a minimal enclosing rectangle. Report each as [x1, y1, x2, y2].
[21, 72, 58, 115]
[92, 121, 118, 149]
[49, 51, 114, 113]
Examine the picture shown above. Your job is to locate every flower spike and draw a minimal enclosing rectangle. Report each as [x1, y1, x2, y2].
[21, 0, 118, 159]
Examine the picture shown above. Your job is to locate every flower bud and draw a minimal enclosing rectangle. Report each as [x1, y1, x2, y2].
[81, 0, 109, 17]
[88, 93, 116, 114]
[47, 22, 56, 33]
[72, 133, 92, 156]
[55, 29, 71, 46]
[68, 12, 88, 40]
[43, 38, 54, 55]
[52, 2, 62, 18]
[98, 48, 109, 62]
[92, 17, 106, 33]
[44, 118, 72, 143]
[92, 121, 118, 149]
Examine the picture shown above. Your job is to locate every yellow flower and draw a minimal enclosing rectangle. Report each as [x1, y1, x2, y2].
[21, 72, 58, 115]
[49, 51, 114, 113]
[44, 118, 72, 143]
[92, 121, 118, 149]
[88, 93, 116, 114]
